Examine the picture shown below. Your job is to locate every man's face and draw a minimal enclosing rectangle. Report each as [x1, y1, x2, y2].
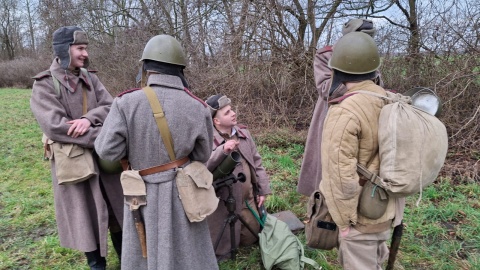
[214, 105, 237, 128]
[69, 44, 88, 69]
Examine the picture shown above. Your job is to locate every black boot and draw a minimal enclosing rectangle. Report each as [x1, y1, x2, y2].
[85, 248, 106, 270]
[110, 230, 123, 261]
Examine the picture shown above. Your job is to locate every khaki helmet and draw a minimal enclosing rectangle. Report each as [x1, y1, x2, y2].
[140, 35, 187, 66]
[329, 32, 380, 74]
[98, 159, 123, 174]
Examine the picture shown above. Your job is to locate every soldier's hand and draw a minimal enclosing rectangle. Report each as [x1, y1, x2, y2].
[257, 195, 266, 207]
[223, 140, 239, 154]
[67, 118, 92, 138]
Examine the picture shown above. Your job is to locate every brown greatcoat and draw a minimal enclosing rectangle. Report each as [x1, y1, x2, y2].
[206, 125, 271, 259]
[30, 59, 124, 257]
[297, 46, 346, 196]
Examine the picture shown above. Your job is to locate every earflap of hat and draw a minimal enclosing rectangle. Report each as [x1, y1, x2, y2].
[329, 70, 344, 97]
[136, 63, 148, 88]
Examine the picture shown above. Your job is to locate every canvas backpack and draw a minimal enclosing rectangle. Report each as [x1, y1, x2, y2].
[352, 91, 448, 202]
[259, 214, 321, 270]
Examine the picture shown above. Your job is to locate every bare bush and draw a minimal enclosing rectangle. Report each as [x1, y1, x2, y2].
[0, 56, 51, 88]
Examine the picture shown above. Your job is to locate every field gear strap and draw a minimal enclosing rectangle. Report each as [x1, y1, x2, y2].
[139, 156, 189, 176]
[143, 86, 176, 161]
[246, 200, 266, 227]
[82, 85, 88, 114]
[356, 163, 384, 186]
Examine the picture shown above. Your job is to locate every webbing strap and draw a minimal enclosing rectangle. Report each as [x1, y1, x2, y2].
[52, 76, 61, 96]
[356, 163, 384, 186]
[82, 87, 88, 114]
[143, 86, 176, 161]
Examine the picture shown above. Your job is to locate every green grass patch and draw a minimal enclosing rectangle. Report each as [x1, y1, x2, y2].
[1, 88, 479, 269]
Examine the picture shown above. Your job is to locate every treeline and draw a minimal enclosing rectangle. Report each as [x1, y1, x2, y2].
[0, 0, 478, 181]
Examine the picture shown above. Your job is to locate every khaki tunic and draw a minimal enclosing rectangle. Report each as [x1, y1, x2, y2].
[206, 125, 271, 259]
[30, 59, 124, 257]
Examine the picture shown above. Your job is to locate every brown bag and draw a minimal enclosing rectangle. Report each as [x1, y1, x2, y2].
[51, 142, 96, 185]
[176, 161, 219, 222]
[305, 190, 339, 250]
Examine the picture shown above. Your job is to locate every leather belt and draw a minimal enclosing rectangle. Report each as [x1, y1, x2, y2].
[139, 156, 190, 176]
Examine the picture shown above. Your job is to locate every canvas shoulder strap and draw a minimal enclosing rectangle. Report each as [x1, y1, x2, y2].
[298, 242, 321, 269]
[143, 86, 176, 161]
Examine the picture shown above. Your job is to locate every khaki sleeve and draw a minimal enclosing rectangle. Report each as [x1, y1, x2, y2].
[320, 106, 362, 229]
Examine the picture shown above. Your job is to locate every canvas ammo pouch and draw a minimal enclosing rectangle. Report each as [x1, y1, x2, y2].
[176, 161, 219, 222]
[50, 142, 96, 185]
[305, 190, 339, 250]
[358, 181, 389, 219]
[120, 170, 147, 208]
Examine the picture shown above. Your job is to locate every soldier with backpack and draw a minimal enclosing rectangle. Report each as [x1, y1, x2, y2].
[297, 18, 383, 197]
[30, 26, 123, 269]
[319, 32, 405, 269]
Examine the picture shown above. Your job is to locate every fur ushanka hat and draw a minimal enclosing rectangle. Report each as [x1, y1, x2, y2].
[205, 94, 232, 117]
[52, 26, 89, 70]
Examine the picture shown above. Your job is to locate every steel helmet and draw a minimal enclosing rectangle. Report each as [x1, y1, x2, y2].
[329, 32, 380, 74]
[140, 35, 187, 66]
[404, 87, 442, 116]
[98, 159, 123, 174]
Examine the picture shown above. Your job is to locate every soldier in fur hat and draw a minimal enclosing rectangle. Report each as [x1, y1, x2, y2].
[205, 94, 272, 261]
[30, 26, 123, 269]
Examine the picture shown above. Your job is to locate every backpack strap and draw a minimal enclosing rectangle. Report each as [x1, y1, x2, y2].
[296, 237, 321, 269]
[143, 86, 176, 161]
[80, 68, 94, 90]
[356, 163, 384, 187]
[52, 75, 61, 96]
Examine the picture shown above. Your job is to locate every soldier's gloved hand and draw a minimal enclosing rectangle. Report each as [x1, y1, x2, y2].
[67, 118, 92, 138]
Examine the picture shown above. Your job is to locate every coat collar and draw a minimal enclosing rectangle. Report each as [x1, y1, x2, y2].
[213, 125, 248, 146]
[146, 73, 184, 91]
[49, 58, 90, 93]
[346, 80, 385, 95]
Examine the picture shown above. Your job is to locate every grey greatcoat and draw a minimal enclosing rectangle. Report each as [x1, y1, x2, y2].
[30, 59, 124, 257]
[95, 73, 219, 270]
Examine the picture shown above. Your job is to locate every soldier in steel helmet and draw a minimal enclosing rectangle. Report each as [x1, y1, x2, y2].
[30, 26, 123, 269]
[95, 35, 218, 269]
[319, 32, 405, 269]
[297, 18, 384, 197]
[204, 94, 271, 261]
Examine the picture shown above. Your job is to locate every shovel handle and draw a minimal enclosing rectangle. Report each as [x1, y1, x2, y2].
[132, 210, 147, 258]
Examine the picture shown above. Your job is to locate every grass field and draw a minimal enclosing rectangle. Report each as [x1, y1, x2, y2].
[1, 88, 479, 270]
